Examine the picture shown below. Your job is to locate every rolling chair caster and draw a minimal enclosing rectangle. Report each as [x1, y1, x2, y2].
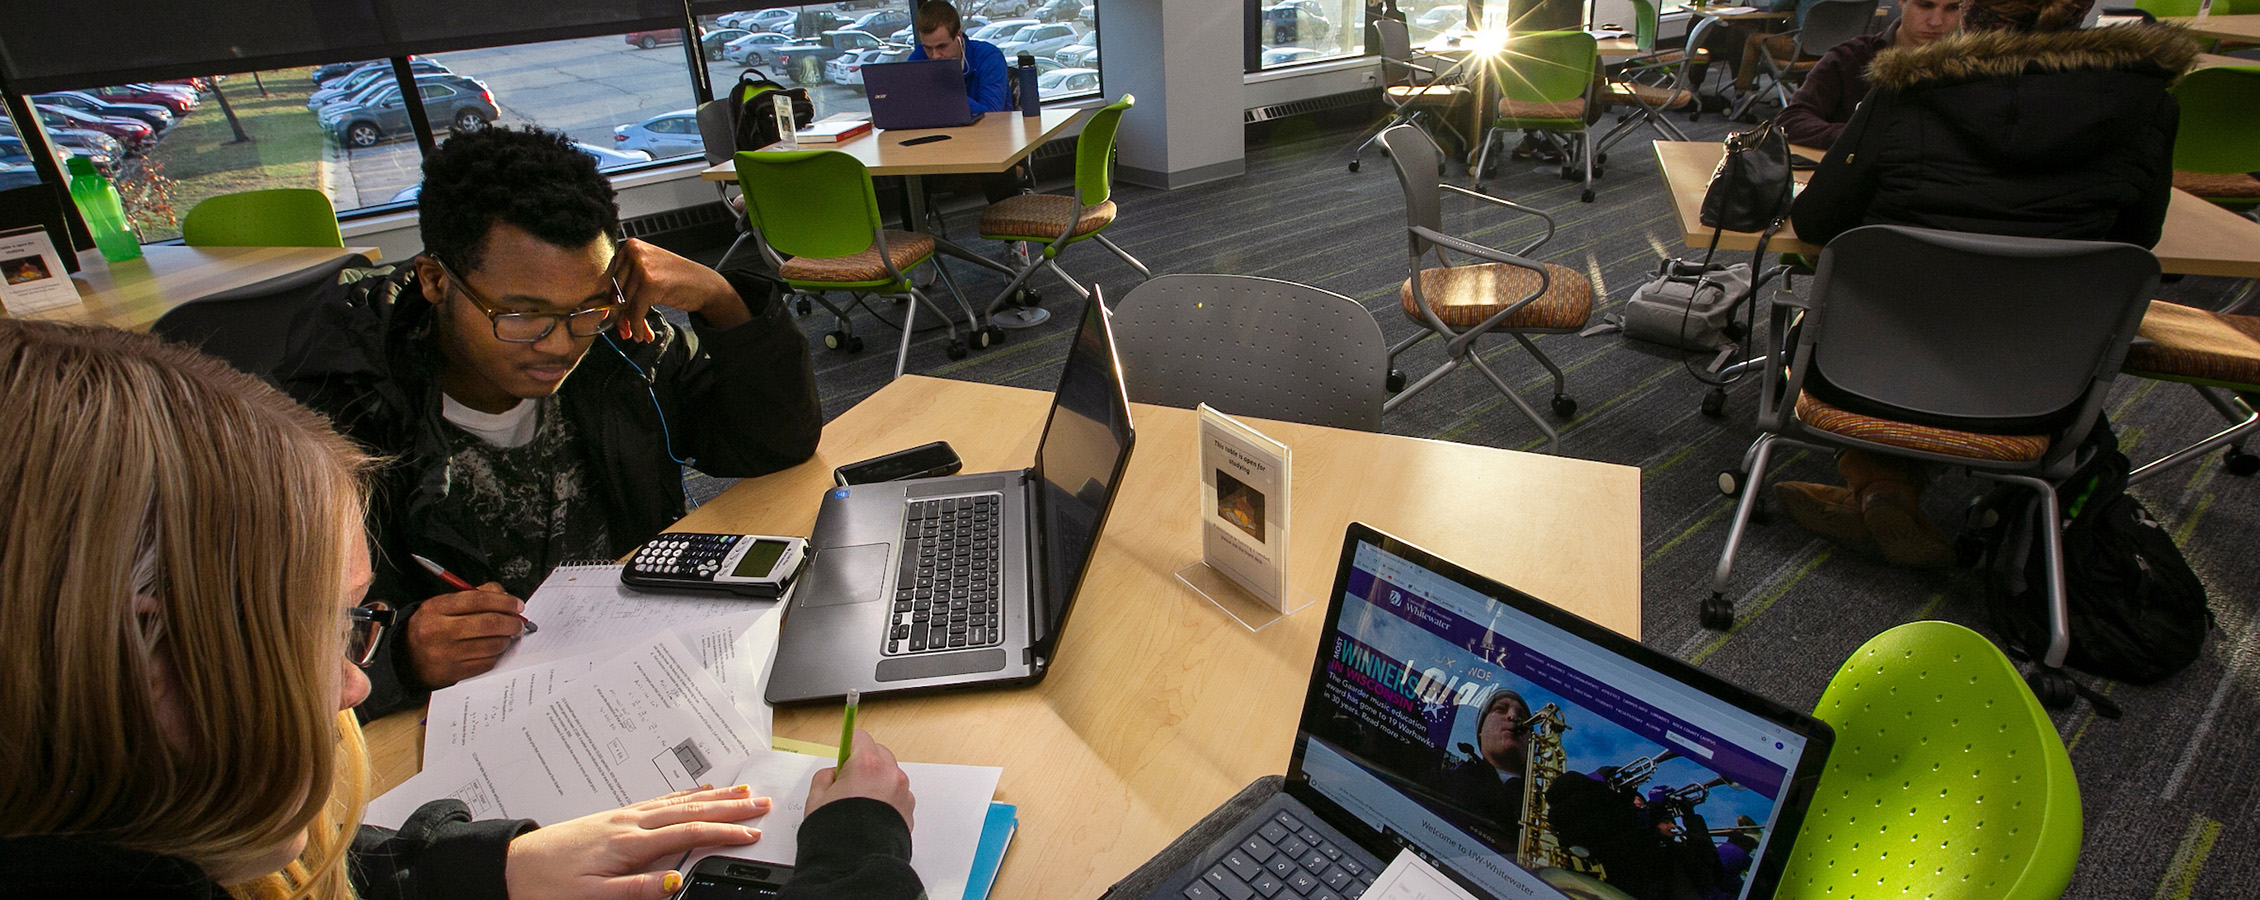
[2225, 447, 2260, 476]
[1700, 386, 1727, 418]
[945, 339, 969, 361]
[1551, 395, 1577, 418]
[2026, 667, 2076, 710]
[1580, 189, 1596, 203]
[795, 297, 813, 316]
[1699, 593, 1735, 630]
[979, 325, 1008, 348]
[1716, 468, 1745, 497]
[1385, 369, 1406, 393]
[822, 331, 864, 353]
[1348, 159, 1361, 173]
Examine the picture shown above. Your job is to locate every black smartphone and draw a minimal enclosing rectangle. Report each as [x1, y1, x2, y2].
[833, 440, 964, 486]
[673, 857, 791, 900]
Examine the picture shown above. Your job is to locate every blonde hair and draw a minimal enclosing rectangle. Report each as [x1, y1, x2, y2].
[0, 320, 374, 899]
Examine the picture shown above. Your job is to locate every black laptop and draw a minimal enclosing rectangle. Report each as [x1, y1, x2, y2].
[1127, 523, 1834, 900]
[863, 57, 985, 130]
[765, 294, 1134, 703]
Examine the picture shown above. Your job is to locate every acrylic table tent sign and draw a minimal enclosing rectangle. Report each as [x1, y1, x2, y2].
[1178, 404, 1317, 631]
[0, 226, 85, 316]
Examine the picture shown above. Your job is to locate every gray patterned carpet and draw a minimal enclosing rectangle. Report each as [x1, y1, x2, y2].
[689, 108, 2260, 900]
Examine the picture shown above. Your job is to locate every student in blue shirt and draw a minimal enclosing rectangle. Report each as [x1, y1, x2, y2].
[907, 1, 1013, 114]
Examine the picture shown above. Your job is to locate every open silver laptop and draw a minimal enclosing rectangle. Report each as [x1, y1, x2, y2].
[766, 294, 1135, 703]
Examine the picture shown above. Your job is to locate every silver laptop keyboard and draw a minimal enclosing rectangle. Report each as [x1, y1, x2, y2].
[1188, 810, 1376, 900]
[886, 494, 1004, 655]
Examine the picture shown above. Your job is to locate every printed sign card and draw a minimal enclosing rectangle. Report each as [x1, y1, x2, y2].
[0, 226, 83, 316]
[1178, 404, 1314, 630]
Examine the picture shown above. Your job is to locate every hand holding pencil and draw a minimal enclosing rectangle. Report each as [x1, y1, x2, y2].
[807, 724, 917, 830]
[404, 553, 537, 689]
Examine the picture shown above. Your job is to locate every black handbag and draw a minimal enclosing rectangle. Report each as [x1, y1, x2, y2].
[1699, 121, 1794, 234]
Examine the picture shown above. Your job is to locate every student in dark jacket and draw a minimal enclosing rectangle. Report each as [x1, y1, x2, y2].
[1776, 0, 1967, 149]
[0, 321, 917, 900]
[1778, 0, 2196, 566]
[272, 127, 823, 719]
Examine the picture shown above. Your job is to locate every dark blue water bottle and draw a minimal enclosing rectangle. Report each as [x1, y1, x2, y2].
[1017, 52, 1041, 117]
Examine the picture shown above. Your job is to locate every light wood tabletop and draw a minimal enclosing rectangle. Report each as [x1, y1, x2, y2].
[365, 374, 1644, 900]
[1651, 140, 2260, 278]
[2196, 52, 2256, 68]
[2165, 14, 2260, 43]
[701, 107, 1090, 181]
[3, 244, 381, 332]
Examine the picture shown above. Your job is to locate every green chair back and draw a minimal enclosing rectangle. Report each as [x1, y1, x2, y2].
[1778, 622, 2081, 900]
[1074, 94, 1134, 208]
[2133, 0, 2202, 15]
[1496, 31, 1599, 105]
[179, 189, 343, 248]
[731, 149, 882, 262]
[1630, 0, 1662, 52]
[2170, 65, 2260, 174]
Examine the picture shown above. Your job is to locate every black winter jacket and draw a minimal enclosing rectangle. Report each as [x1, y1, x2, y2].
[1791, 23, 2199, 249]
[274, 263, 823, 718]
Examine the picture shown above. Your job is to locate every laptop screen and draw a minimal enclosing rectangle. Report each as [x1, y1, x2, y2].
[1291, 526, 1829, 900]
[1030, 296, 1135, 646]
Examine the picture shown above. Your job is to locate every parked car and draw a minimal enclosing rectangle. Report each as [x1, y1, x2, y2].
[1411, 4, 1466, 37]
[889, 15, 984, 44]
[847, 8, 913, 38]
[612, 109, 704, 158]
[309, 61, 450, 110]
[724, 8, 796, 32]
[1035, 67, 1098, 99]
[829, 45, 914, 90]
[773, 30, 892, 84]
[994, 22, 1081, 58]
[389, 141, 649, 202]
[0, 136, 79, 175]
[0, 163, 39, 191]
[1054, 43, 1097, 67]
[1264, 5, 1331, 44]
[34, 104, 155, 151]
[1260, 46, 1322, 66]
[702, 28, 750, 60]
[970, 18, 1038, 41]
[792, 10, 848, 38]
[1028, 0, 1082, 23]
[312, 60, 381, 85]
[627, 28, 689, 50]
[82, 83, 198, 115]
[725, 31, 798, 67]
[321, 75, 497, 148]
[0, 121, 124, 168]
[31, 92, 173, 132]
[971, 0, 1035, 17]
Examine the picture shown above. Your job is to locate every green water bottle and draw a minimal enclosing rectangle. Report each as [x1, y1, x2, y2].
[67, 156, 141, 263]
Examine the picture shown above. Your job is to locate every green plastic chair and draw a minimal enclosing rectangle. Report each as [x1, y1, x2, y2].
[2169, 65, 2260, 210]
[1474, 31, 1602, 202]
[1777, 622, 2081, 900]
[732, 149, 977, 379]
[179, 189, 343, 248]
[977, 94, 1149, 331]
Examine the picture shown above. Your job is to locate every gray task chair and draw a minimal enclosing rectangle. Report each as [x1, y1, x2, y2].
[1730, 0, 1880, 120]
[1347, 17, 1469, 174]
[1111, 274, 1389, 431]
[1705, 225, 2158, 709]
[152, 253, 374, 379]
[1377, 124, 1593, 453]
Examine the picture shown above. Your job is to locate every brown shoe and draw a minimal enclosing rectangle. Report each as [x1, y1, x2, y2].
[1859, 483, 1956, 568]
[1775, 482, 1868, 545]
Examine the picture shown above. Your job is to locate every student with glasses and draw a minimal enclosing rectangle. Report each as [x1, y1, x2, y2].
[274, 126, 823, 719]
[0, 320, 919, 900]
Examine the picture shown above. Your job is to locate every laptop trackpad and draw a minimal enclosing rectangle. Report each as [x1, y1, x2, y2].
[795, 543, 890, 608]
[877, 649, 1007, 681]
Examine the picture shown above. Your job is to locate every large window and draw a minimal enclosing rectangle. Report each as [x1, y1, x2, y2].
[1257, 0, 1365, 69]
[700, 1, 1103, 113]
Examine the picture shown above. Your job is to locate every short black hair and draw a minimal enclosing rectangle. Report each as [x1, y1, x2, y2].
[418, 126, 619, 275]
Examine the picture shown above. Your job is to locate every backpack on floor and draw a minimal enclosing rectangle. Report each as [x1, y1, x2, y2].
[1584, 259, 1753, 369]
[1977, 435, 2213, 685]
[726, 71, 813, 152]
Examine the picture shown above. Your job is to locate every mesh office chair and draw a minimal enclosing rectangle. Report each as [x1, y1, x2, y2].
[1348, 18, 1470, 174]
[1705, 225, 2158, 708]
[1729, 0, 1879, 121]
[179, 189, 343, 248]
[978, 95, 1148, 332]
[1471, 30, 1604, 203]
[1112, 274, 1389, 431]
[1780, 621, 2082, 900]
[2167, 65, 2260, 211]
[152, 253, 372, 378]
[732, 149, 978, 379]
[1378, 124, 1593, 453]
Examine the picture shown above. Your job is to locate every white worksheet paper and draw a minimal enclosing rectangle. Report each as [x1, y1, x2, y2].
[683, 750, 1002, 900]
[497, 563, 780, 671]
[425, 607, 781, 762]
[368, 631, 760, 828]
[1365, 851, 1483, 900]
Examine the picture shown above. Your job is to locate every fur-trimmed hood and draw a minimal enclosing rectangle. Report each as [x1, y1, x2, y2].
[1860, 24, 2198, 167]
[1870, 23, 2200, 89]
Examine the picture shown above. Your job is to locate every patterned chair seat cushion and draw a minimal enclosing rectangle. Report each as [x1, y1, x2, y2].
[1793, 391, 2051, 462]
[2172, 169, 2260, 200]
[979, 193, 1117, 242]
[777, 229, 934, 284]
[2124, 299, 2260, 388]
[1496, 96, 1588, 122]
[1605, 81, 1696, 110]
[1399, 262, 1593, 331]
[1388, 83, 1469, 104]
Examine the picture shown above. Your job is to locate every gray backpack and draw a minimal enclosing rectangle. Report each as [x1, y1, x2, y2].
[1588, 259, 1752, 357]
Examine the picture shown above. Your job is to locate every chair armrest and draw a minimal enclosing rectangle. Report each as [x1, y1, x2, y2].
[1440, 184, 1557, 255]
[1410, 225, 1547, 273]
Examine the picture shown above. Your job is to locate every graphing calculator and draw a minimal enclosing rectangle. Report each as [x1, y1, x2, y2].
[622, 533, 810, 598]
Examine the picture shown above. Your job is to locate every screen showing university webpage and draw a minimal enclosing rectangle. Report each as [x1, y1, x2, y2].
[1297, 541, 1810, 900]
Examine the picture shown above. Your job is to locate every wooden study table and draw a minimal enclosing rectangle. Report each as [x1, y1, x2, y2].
[2197, 52, 2255, 69]
[2165, 13, 2260, 43]
[1650, 140, 2260, 278]
[2, 244, 380, 331]
[366, 374, 1643, 900]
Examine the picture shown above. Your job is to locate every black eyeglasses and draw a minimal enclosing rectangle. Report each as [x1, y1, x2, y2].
[431, 247, 626, 343]
[346, 601, 395, 668]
